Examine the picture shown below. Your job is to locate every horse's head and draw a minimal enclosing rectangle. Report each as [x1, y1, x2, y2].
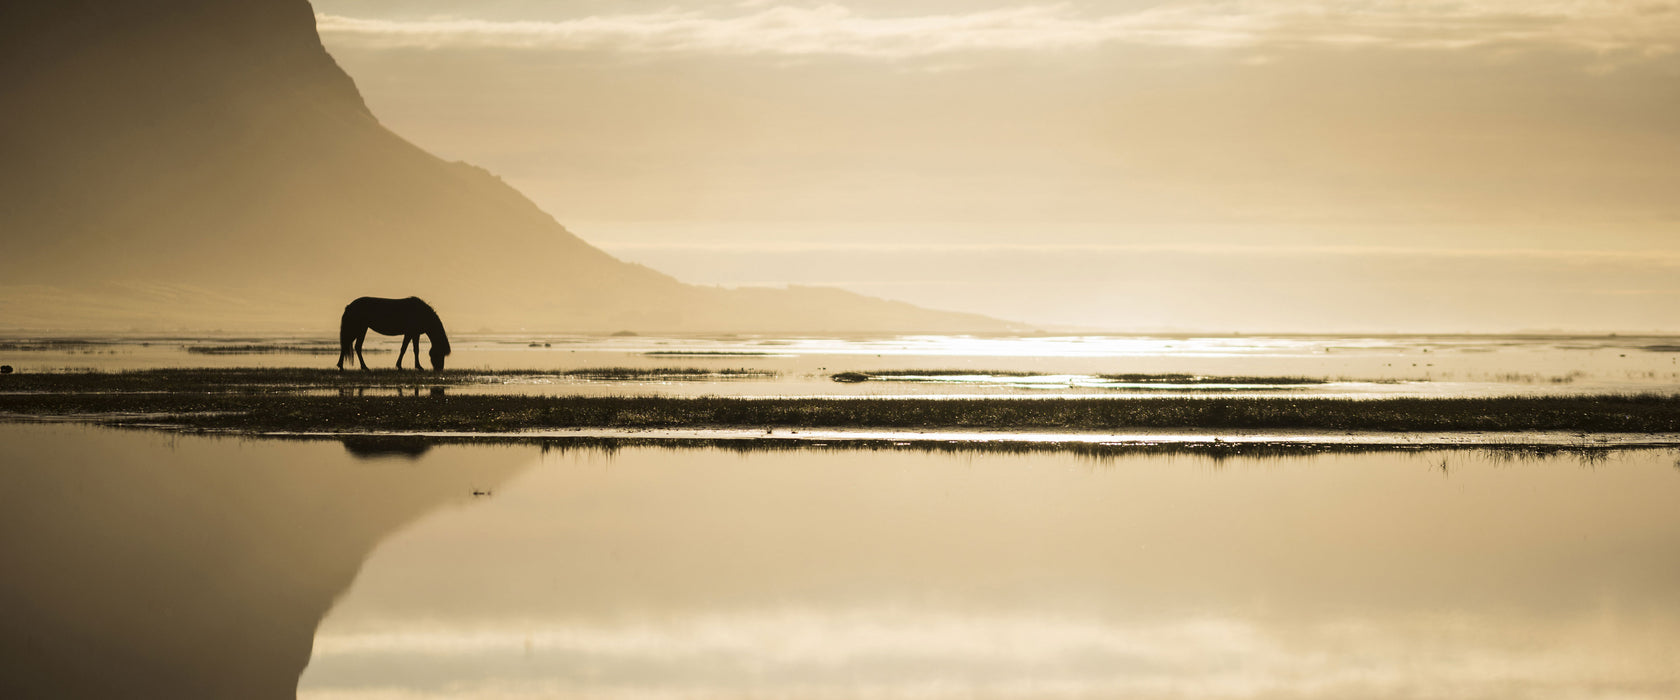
[430, 346, 449, 372]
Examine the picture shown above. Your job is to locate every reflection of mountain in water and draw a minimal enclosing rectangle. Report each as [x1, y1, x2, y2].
[0, 425, 532, 699]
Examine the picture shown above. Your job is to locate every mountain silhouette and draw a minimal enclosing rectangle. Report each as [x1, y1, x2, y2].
[0, 0, 1016, 333]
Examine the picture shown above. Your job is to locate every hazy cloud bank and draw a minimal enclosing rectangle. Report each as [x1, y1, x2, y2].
[599, 241, 1680, 331]
[316, 1, 1680, 58]
[596, 241, 1680, 266]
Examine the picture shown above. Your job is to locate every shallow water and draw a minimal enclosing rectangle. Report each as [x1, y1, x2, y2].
[3, 333, 1679, 398]
[4, 423, 1679, 699]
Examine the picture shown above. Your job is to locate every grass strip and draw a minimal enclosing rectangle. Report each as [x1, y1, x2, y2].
[0, 367, 774, 392]
[3, 393, 1678, 434]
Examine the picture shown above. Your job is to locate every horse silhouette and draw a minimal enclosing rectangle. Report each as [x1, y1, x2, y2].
[338, 297, 451, 371]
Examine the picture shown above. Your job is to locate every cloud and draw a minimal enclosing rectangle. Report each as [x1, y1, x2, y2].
[315, 1, 1680, 58]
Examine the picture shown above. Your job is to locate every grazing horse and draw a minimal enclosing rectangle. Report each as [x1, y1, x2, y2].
[338, 297, 451, 371]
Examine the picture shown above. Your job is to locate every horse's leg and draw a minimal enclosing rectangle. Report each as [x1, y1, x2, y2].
[398, 336, 411, 369]
[355, 330, 369, 371]
[412, 335, 425, 370]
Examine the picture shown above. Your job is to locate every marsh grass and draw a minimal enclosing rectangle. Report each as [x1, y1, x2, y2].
[645, 351, 780, 357]
[0, 340, 113, 351]
[3, 385, 1678, 434]
[5, 369, 1677, 435]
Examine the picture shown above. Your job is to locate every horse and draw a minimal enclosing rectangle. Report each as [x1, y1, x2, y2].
[337, 297, 451, 371]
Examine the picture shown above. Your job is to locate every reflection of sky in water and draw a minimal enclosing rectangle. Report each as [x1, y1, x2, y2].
[300, 447, 1680, 699]
[304, 611, 1674, 699]
[559, 334, 1474, 358]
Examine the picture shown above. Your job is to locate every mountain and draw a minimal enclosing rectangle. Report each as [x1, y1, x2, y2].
[0, 0, 1016, 334]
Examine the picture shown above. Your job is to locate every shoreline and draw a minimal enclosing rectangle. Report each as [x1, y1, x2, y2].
[280, 426, 1680, 449]
[11, 415, 1679, 456]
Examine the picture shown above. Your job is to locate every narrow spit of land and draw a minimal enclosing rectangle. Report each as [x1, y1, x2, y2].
[2, 369, 1679, 435]
[0, 367, 775, 392]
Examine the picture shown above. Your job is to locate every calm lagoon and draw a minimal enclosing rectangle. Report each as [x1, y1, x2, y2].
[3, 423, 1679, 698]
[5, 333, 1679, 398]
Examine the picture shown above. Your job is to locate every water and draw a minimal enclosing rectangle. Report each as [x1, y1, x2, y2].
[4, 423, 1679, 699]
[4, 333, 1680, 398]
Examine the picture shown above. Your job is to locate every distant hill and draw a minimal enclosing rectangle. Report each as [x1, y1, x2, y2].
[0, 0, 1017, 334]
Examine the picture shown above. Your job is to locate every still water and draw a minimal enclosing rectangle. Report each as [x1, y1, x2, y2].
[3, 423, 1679, 699]
[5, 333, 1680, 398]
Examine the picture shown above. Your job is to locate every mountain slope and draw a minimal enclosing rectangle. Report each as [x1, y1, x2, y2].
[0, 0, 1015, 333]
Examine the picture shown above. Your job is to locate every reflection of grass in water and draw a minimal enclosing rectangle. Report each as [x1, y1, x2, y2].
[1493, 371, 1585, 384]
[0, 340, 111, 351]
[645, 351, 780, 357]
[3, 379, 1678, 433]
[559, 367, 775, 379]
[862, 369, 1046, 377]
[1097, 373, 1326, 385]
[0, 340, 123, 355]
[183, 344, 380, 355]
[834, 371, 1327, 385]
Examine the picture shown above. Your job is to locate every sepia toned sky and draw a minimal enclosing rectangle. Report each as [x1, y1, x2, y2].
[311, 1, 1680, 332]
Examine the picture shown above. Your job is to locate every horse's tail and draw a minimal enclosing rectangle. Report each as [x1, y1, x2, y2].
[338, 303, 357, 364]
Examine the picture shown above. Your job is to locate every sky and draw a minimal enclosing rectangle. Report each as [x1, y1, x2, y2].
[310, 0, 1680, 332]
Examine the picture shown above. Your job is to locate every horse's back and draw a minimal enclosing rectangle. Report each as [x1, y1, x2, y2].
[343, 296, 435, 336]
[345, 296, 430, 314]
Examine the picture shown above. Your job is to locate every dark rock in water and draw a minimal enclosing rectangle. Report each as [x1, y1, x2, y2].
[611, 330, 639, 337]
[831, 372, 871, 383]
[0, 365, 12, 374]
